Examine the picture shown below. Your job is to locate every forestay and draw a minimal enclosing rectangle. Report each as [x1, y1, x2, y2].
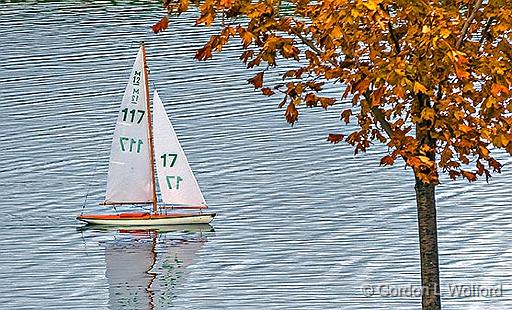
[152, 91, 206, 206]
[105, 46, 154, 204]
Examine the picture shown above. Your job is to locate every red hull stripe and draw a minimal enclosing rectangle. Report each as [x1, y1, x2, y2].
[78, 212, 206, 220]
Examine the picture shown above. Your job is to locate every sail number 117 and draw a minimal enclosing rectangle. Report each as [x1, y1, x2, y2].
[121, 108, 145, 124]
[119, 137, 143, 153]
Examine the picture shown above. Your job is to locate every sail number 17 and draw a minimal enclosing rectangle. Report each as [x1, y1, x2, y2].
[166, 176, 182, 190]
[160, 153, 177, 167]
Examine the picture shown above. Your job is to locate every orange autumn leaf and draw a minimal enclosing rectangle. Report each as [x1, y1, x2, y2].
[439, 146, 453, 165]
[394, 85, 406, 99]
[461, 170, 477, 182]
[248, 72, 264, 89]
[363, 0, 381, 10]
[370, 86, 385, 106]
[319, 97, 336, 109]
[413, 81, 427, 94]
[282, 44, 299, 59]
[158, 0, 512, 186]
[354, 78, 371, 94]
[342, 83, 352, 99]
[479, 145, 490, 158]
[196, 12, 215, 26]
[407, 156, 423, 167]
[327, 133, 345, 144]
[439, 28, 451, 39]
[491, 83, 510, 97]
[380, 155, 395, 166]
[341, 109, 352, 124]
[458, 124, 472, 134]
[178, 0, 189, 12]
[195, 43, 212, 61]
[151, 16, 169, 34]
[219, 0, 233, 8]
[407, 155, 434, 168]
[304, 93, 317, 107]
[454, 63, 470, 79]
[285, 103, 299, 125]
[420, 108, 435, 122]
[261, 87, 275, 96]
[418, 155, 433, 165]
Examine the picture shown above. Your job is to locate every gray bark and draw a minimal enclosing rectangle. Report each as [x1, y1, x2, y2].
[415, 177, 441, 310]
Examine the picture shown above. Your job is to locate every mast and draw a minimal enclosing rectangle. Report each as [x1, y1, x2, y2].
[141, 42, 158, 214]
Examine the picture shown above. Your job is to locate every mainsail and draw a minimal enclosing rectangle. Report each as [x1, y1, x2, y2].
[105, 46, 154, 204]
[152, 91, 206, 206]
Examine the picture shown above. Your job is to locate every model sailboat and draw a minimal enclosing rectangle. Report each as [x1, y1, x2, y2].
[78, 43, 215, 226]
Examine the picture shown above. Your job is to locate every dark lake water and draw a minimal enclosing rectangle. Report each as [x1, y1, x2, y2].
[1, 2, 511, 309]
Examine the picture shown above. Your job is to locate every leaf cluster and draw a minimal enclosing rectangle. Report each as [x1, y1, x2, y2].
[156, 0, 512, 184]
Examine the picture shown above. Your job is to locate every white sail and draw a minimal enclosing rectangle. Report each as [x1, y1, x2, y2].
[105, 46, 154, 204]
[152, 91, 206, 206]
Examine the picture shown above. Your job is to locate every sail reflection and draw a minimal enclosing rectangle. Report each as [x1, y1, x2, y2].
[87, 225, 213, 310]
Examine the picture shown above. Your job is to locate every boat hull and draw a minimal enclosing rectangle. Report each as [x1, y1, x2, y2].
[77, 212, 215, 226]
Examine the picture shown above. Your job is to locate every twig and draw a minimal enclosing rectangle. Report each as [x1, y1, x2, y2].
[456, 0, 483, 49]
[292, 29, 325, 59]
[371, 106, 393, 138]
[363, 89, 393, 139]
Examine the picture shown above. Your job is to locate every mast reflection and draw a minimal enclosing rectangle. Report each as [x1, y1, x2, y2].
[82, 224, 213, 310]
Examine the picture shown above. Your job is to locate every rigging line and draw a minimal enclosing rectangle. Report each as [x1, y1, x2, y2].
[81, 159, 100, 215]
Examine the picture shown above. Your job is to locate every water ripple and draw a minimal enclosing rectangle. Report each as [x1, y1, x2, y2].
[0, 2, 511, 310]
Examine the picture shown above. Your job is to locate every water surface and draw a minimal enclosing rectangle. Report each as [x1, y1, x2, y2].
[0, 2, 511, 309]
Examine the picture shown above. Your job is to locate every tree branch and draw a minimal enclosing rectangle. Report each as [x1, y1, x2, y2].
[292, 29, 325, 59]
[379, 3, 401, 55]
[293, 25, 394, 140]
[363, 89, 393, 139]
[456, 0, 483, 49]
[479, 17, 494, 44]
[371, 106, 393, 138]
[388, 22, 402, 54]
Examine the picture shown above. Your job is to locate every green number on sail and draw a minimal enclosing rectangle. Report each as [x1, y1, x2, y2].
[119, 137, 129, 151]
[166, 176, 183, 189]
[131, 75, 140, 104]
[119, 136, 143, 153]
[129, 138, 136, 152]
[160, 153, 178, 167]
[120, 108, 145, 124]
[131, 89, 139, 103]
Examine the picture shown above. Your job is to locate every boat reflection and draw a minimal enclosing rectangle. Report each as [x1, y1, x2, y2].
[82, 224, 213, 310]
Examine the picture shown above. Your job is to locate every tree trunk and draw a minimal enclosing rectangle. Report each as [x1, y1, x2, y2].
[415, 176, 441, 310]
